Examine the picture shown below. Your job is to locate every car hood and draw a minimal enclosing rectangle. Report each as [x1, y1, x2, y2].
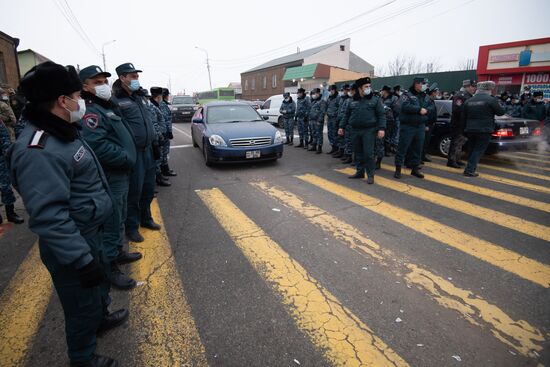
[206, 121, 277, 139]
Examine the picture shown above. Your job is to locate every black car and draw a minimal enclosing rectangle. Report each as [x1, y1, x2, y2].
[429, 100, 543, 157]
[170, 95, 197, 122]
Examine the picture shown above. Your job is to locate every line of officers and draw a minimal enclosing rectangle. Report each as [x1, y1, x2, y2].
[279, 76, 507, 183]
[6, 61, 178, 367]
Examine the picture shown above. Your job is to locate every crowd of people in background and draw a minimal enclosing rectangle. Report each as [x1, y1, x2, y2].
[278, 77, 550, 182]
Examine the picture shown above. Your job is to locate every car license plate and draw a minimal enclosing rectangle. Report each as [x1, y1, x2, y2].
[246, 150, 261, 159]
[182, 111, 191, 115]
[519, 126, 529, 135]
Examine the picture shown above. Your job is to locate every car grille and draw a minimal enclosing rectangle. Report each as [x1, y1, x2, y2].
[229, 137, 272, 147]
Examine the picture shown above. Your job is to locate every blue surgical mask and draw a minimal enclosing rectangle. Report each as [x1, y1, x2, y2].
[128, 79, 140, 92]
[363, 87, 372, 95]
[421, 84, 428, 92]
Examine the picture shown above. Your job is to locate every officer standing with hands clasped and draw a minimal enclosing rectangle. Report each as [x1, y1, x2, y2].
[79, 65, 142, 290]
[394, 77, 433, 179]
[462, 81, 505, 177]
[339, 77, 386, 184]
[295, 87, 310, 148]
[112, 63, 160, 243]
[280, 92, 296, 145]
[447, 79, 476, 168]
[8, 61, 127, 367]
[308, 87, 327, 154]
[159, 88, 177, 177]
[326, 84, 341, 154]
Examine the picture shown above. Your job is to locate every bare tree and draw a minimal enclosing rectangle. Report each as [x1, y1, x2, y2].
[386, 55, 407, 76]
[404, 55, 424, 75]
[424, 58, 442, 73]
[456, 58, 476, 70]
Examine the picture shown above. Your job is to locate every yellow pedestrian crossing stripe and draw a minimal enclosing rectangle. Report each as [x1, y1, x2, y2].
[380, 164, 550, 213]
[483, 156, 550, 173]
[0, 244, 53, 366]
[297, 174, 550, 288]
[129, 199, 208, 367]
[516, 151, 550, 159]
[496, 153, 550, 165]
[421, 161, 550, 194]
[431, 156, 550, 182]
[198, 187, 410, 367]
[252, 181, 546, 357]
[337, 167, 550, 242]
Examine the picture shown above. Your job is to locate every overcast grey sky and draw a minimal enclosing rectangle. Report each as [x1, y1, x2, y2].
[1, 0, 549, 94]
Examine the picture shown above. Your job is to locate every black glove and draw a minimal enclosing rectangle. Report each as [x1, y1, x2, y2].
[77, 258, 104, 288]
[153, 144, 161, 160]
[168, 132, 174, 140]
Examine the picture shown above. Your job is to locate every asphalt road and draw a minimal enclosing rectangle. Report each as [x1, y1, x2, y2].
[1, 123, 549, 367]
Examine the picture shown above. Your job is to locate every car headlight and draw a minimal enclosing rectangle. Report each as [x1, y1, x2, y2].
[274, 130, 283, 144]
[209, 134, 227, 147]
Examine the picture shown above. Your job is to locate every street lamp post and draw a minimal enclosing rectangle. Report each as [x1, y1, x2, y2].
[195, 46, 212, 91]
[101, 40, 116, 72]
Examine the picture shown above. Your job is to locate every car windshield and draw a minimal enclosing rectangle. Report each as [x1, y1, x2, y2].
[207, 105, 262, 124]
[172, 97, 194, 105]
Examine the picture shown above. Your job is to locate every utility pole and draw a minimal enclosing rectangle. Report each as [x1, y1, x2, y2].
[101, 40, 116, 72]
[195, 46, 213, 90]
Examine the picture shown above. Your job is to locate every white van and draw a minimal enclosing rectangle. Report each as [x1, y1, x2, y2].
[258, 93, 298, 127]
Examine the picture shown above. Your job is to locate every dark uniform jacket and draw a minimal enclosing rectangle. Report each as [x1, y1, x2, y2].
[279, 98, 296, 118]
[382, 95, 399, 125]
[450, 90, 473, 133]
[337, 95, 350, 125]
[295, 96, 310, 118]
[426, 97, 437, 127]
[522, 100, 546, 121]
[308, 98, 327, 122]
[80, 91, 137, 174]
[463, 91, 505, 133]
[340, 94, 386, 130]
[112, 80, 155, 150]
[326, 94, 340, 119]
[159, 100, 172, 136]
[399, 88, 433, 126]
[9, 105, 112, 269]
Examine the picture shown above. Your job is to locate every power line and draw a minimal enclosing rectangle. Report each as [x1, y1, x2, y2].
[51, 0, 99, 55]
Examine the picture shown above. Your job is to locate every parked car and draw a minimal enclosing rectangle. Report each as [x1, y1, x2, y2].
[430, 99, 543, 157]
[258, 94, 297, 127]
[170, 95, 198, 122]
[191, 101, 284, 166]
[235, 99, 264, 110]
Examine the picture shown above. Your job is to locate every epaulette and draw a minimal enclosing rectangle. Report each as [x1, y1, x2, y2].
[28, 130, 49, 149]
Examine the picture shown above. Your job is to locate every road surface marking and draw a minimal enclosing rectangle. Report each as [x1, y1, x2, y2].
[198, 188, 409, 367]
[421, 162, 550, 194]
[515, 151, 550, 159]
[0, 244, 53, 366]
[379, 164, 550, 213]
[482, 157, 550, 173]
[431, 156, 550, 182]
[252, 181, 546, 357]
[172, 125, 193, 139]
[337, 168, 550, 242]
[170, 144, 193, 149]
[129, 199, 208, 367]
[496, 153, 550, 165]
[297, 174, 550, 288]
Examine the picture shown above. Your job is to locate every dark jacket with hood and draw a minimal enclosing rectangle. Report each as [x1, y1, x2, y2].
[279, 97, 296, 118]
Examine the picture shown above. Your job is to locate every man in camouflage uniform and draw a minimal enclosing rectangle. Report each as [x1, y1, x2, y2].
[308, 88, 327, 154]
[325, 85, 341, 154]
[159, 88, 176, 177]
[0, 118, 24, 224]
[447, 79, 476, 168]
[147, 87, 170, 187]
[294, 88, 310, 148]
[0, 87, 17, 141]
[333, 84, 350, 159]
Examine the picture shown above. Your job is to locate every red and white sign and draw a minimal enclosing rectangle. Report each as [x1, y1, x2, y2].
[524, 73, 550, 84]
[489, 54, 519, 63]
[490, 74, 523, 85]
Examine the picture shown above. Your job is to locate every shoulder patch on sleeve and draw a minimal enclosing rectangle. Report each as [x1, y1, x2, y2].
[83, 113, 99, 129]
[455, 99, 463, 106]
[27, 130, 48, 149]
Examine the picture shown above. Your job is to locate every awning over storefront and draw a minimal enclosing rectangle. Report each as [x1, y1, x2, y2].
[283, 63, 330, 81]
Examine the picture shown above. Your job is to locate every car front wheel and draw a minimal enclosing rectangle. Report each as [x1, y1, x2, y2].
[192, 129, 199, 147]
[277, 116, 284, 128]
[437, 134, 451, 157]
[203, 141, 213, 167]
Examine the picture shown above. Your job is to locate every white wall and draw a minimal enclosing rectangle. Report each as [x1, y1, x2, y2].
[303, 39, 350, 70]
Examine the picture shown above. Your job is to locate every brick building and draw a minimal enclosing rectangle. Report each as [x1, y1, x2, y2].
[240, 39, 374, 100]
[0, 30, 21, 89]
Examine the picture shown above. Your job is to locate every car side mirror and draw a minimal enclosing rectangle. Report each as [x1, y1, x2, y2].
[192, 117, 204, 124]
[262, 115, 269, 120]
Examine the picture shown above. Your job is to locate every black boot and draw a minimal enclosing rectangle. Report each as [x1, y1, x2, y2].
[422, 154, 432, 162]
[316, 145, 322, 154]
[411, 166, 425, 179]
[284, 137, 290, 145]
[447, 160, 461, 168]
[161, 164, 177, 177]
[375, 157, 382, 170]
[141, 220, 161, 230]
[295, 140, 304, 148]
[5, 204, 24, 224]
[308, 144, 317, 151]
[97, 308, 129, 336]
[290, 135, 294, 145]
[126, 231, 144, 243]
[394, 166, 402, 179]
[70, 354, 119, 367]
[348, 171, 365, 179]
[116, 250, 143, 265]
[156, 173, 171, 187]
[109, 262, 137, 290]
[342, 155, 353, 164]
[333, 149, 344, 158]
[327, 145, 338, 154]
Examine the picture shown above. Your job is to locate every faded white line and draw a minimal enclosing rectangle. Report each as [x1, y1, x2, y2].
[173, 126, 192, 139]
[170, 144, 193, 149]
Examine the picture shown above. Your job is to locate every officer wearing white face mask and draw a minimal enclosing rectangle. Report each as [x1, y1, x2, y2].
[79, 65, 141, 291]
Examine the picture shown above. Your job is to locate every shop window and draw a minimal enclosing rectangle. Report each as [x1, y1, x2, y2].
[272, 74, 277, 88]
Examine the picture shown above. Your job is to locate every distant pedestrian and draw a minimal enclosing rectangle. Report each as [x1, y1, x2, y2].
[462, 81, 505, 177]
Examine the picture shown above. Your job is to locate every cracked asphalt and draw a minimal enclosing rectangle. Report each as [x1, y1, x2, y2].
[1, 123, 549, 367]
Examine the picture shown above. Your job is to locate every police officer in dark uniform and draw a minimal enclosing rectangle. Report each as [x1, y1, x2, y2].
[339, 77, 386, 184]
[295, 87, 310, 148]
[9, 61, 127, 367]
[308, 88, 327, 153]
[462, 81, 505, 176]
[112, 63, 160, 243]
[422, 82, 439, 162]
[522, 91, 546, 121]
[279, 92, 296, 145]
[326, 85, 341, 154]
[148, 87, 171, 187]
[394, 77, 433, 179]
[79, 65, 142, 290]
[159, 88, 176, 177]
[333, 84, 350, 158]
[447, 79, 476, 168]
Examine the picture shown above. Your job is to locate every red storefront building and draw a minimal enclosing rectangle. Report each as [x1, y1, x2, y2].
[477, 37, 550, 99]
